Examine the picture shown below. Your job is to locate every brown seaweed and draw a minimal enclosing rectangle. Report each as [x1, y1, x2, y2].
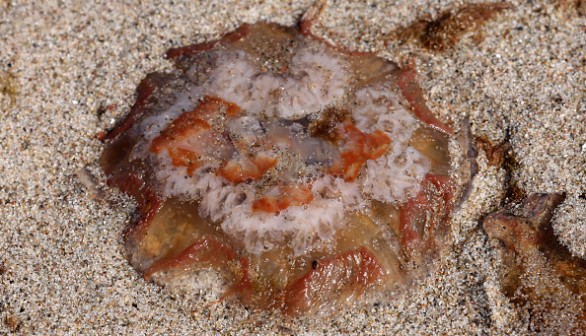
[484, 193, 586, 333]
[389, 2, 513, 52]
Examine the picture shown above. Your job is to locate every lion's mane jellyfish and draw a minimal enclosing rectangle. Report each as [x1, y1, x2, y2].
[100, 21, 462, 315]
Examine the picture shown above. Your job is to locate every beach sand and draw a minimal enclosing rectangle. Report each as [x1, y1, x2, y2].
[1, 0, 584, 334]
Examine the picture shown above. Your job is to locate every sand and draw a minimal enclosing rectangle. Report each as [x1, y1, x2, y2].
[0, 0, 584, 334]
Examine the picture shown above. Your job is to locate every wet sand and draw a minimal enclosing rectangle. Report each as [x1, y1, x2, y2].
[1, 0, 584, 334]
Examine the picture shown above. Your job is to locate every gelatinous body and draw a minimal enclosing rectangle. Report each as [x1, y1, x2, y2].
[101, 22, 459, 315]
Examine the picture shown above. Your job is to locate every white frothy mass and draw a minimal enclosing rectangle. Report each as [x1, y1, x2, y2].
[207, 43, 348, 119]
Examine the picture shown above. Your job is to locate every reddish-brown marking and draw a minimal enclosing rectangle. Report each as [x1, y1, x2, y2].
[252, 185, 314, 213]
[282, 246, 382, 315]
[329, 121, 391, 181]
[218, 153, 278, 184]
[397, 64, 453, 134]
[102, 73, 169, 141]
[108, 173, 163, 240]
[95, 130, 107, 141]
[399, 173, 456, 251]
[150, 96, 241, 175]
[143, 238, 238, 280]
[222, 257, 257, 304]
